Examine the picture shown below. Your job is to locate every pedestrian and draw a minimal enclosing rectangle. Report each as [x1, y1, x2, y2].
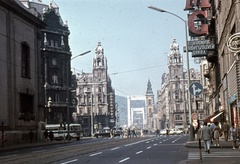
[29, 130, 34, 143]
[213, 122, 221, 146]
[49, 130, 54, 141]
[222, 121, 229, 141]
[156, 129, 160, 137]
[210, 122, 215, 144]
[132, 128, 137, 137]
[127, 128, 131, 138]
[44, 129, 49, 142]
[229, 123, 237, 150]
[200, 121, 211, 154]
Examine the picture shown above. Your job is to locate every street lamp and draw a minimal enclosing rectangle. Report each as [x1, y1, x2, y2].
[148, 6, 193, 140]
[66, 50, 91, 140]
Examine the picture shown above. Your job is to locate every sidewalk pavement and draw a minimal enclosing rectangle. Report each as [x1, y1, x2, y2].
[0, 137, 94, 152]
[185, 137, 235, 149]
[182, 137, 240, 164]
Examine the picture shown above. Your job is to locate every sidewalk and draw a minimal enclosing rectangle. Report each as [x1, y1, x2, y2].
[185, 138, 234, 149]
[0, 137, 93, 152]
[181, 137, 240, 164]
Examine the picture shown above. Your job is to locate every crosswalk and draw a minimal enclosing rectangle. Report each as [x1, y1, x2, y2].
[188, 151, 240, 159]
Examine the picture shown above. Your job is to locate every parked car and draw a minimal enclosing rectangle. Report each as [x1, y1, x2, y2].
[169, 129, 175, 135]
[174, 129, 183, 134]
[160, 129, 167, 135]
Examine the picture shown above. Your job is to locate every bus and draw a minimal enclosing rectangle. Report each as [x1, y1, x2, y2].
[45, 124, 84, 141]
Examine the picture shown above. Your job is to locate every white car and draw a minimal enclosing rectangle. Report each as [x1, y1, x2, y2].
[160, 129, 167, 135]
[169, 129, 175, 135]
[174, 129, 183, 134]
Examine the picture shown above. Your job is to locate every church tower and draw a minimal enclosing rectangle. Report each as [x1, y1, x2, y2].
[167, 39, 186, 129]
[145, 79, 155, 129]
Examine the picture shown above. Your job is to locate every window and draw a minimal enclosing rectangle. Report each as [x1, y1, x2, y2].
[20, 93, 34, 114]
[99, 107, 102, 115]
[52, 58, 57, 66]
[52, 73, 58, 83]
[50, 40, 54, 47]
[148, 99, 151, 105]
[149, 108, 152, 114]
[175, 114, 182, 120]
[21, 42, 30, 78]
[55, 41, 58, 48]
[54, 94, 59, 102]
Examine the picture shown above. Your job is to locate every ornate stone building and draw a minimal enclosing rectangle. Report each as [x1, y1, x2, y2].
[157, 39, 202, 131]
[76, 42, 115, 136]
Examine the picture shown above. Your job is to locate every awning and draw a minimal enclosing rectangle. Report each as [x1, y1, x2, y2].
[210, 111, 224, 122]
[202, 114, 216, 123]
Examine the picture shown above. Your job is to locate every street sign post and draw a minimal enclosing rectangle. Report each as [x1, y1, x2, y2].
[189, 82, 203, 96]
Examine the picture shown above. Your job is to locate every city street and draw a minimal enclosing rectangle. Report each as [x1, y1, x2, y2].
[56, 135, 189, 164]
[1, 134, 240, 164]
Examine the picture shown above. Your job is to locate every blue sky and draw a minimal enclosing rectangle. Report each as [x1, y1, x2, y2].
[42, 0, 199, 97]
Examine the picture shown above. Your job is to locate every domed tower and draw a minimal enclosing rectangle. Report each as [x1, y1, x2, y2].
[145, 79, 155, 129]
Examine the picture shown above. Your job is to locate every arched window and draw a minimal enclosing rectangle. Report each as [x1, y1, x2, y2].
[54, 94, 59, 102]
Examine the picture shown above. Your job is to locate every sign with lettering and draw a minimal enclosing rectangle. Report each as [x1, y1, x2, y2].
[188, 40, 215, 57]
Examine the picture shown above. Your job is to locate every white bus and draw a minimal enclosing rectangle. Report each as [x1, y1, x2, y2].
[45, 124, 83, 141]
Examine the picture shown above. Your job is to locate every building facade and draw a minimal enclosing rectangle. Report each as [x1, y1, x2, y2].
[157, 39, 202, 131]
[0, 0, 45, 144]
[76, 42, 115, 136]
[201, 0, 240, 129]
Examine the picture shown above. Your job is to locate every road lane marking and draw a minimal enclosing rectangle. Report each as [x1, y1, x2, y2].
[153, 144, 157, 146]
[146, 141, 150, 143]
[172, 136, 182, 143]
[111, 147, 120, 150]
[147, 146, 151, 149]
[119, 157, 130, 163]
[159, 142, 162, 143]
[89, 152, 102, 157]
[136, 151, 143, 154]
[124, 138, 153, 147]
[60, 159, 78, 164]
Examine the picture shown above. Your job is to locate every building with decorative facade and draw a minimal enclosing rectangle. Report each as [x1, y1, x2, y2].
[76, 42, 115, 136]
[157, 39, 203, 131]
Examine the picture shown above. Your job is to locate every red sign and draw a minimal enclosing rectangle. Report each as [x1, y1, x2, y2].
[192, 113, 198, 120]
[184, 0, 211, 10]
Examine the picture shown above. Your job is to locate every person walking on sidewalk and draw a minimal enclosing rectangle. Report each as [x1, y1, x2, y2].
[213, 122, 221, 147]
[200, 122, 212, 154]
[229, 123, 237, 150]
[222, 122, 229, 141]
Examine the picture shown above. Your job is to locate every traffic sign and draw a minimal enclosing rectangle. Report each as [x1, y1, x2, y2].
[192, 121, 198, 128]
[189, 82, 203, 96]
[192, 113, 198, 120]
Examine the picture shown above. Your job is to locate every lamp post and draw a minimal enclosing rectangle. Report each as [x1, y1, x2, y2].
[66, 50, 91, 140]
[148, 6, 193, 140]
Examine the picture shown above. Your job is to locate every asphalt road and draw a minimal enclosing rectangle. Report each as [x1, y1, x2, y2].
[55, 135, 189, 164]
